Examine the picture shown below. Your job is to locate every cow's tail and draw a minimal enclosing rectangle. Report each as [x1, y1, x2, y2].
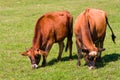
[106, 17, 116, 43]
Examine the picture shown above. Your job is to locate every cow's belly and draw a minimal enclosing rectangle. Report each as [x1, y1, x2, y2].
[55, 35, 66, 42]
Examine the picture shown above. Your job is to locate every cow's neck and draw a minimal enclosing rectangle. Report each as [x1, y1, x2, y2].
[32, 29, 41, 50]
[81, 13, 97, 52]
[82, 36, 98, 52]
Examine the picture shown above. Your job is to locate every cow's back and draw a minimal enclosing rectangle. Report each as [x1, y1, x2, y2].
[37, 11, 73, 42]
[86, 8, 107, 40]
[74, 11, 97, 51]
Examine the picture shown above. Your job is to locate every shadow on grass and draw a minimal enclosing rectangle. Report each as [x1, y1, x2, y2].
[96, 53, 120, 68]
[38, 53, 120, 68]
[47, 54, 78, 66]
[37, 54, 77, 68]
[47, 53, 120, 68]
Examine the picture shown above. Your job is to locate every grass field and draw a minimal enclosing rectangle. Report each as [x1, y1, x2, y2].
[0, 0, 120, 80]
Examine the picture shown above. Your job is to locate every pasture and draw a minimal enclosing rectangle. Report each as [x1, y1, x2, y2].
[0, 0, 120, 80]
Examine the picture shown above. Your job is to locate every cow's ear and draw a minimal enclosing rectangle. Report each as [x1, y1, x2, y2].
[21, 51, 28, 56]
[37, 49, 48, 56]
[98, 48, 105, 52]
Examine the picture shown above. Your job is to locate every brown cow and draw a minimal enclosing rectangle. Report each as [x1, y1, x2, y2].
[74, 8, 116, 69]
[21, 11, 73, 69]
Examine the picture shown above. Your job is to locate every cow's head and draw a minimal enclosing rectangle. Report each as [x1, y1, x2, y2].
[82, 48, 105, 69]
[21, 47, 46, 69]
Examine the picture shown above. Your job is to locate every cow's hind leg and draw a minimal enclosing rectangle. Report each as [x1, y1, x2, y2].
[68, 38, 73, 60]
[42, 55, 47, 67]
[57, 42, 64, 61]
[95, 42, 101, 62]
[97, 41, 104, 62]
[68, 14, 73, 60]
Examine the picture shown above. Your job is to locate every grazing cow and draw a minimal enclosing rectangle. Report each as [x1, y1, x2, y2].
[21, 11, 73, 69]
[74, 8, 116, 69]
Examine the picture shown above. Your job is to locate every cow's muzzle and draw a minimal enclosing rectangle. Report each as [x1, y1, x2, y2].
[31, 64, 38, 69]
[88, 66, 96, 70]
[87, 57, 96, 70]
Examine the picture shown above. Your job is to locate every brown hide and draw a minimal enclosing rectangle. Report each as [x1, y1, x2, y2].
[86, 9, 107, 43]
[74, 8, 99, 52]
[22, 11, 73, 68]
[34, 11, 73, 53]
[74, 8, 115, 69]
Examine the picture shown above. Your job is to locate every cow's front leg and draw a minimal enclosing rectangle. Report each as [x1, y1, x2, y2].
[42, 41, 53, 66]
[68, 38, 73, 60]
[77, 49, 82, 66]
[42, 55, 47, 67]
[76, 39, 82, 66]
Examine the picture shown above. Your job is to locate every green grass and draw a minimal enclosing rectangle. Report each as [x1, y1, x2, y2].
[0, 0, 120, 80]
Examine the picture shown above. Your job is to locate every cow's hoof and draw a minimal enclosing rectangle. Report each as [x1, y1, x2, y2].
[57, 58, 61, 62]
[69, 56, 73, 61]
[77, 62, 81, 66]
[69, 58, 72, 61]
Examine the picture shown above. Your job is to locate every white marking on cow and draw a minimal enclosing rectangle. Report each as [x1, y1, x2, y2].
[88, 66, 94, 70]
[32, 64, 38, 69]
[88, 66, 96, 70]
[89, 51, 97, 56]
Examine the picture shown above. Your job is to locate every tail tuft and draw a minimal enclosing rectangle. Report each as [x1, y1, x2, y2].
[112, 34, 116, 44]
[106, 17, 116, 44]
